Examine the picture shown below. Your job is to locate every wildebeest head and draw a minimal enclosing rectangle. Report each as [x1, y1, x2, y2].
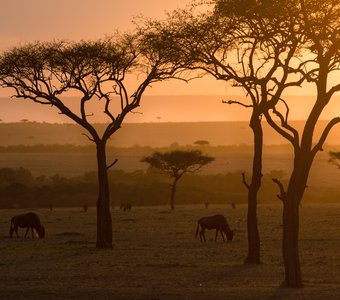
[226, 230, 234, 241]
[37, 225, 45, 239]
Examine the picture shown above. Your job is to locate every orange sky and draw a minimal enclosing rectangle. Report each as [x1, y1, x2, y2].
[0, 0, 231, 97]
[0, 1, 189, 47]
[0, 1, 340, 122]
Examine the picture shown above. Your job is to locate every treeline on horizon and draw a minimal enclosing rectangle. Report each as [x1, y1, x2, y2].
[0, 143, 296, 153]
[0, 166, 338, 210]
[0, 166, 275, 209]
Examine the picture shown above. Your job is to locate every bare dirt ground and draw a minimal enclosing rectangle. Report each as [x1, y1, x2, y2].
[1, 204, 340, 299]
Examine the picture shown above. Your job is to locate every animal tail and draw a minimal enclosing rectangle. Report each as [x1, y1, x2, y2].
[195, 222, 200, 239]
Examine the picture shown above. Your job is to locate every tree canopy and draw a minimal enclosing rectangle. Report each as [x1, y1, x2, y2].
[142, 150, 214, 179]
[142, 150, 214, 210]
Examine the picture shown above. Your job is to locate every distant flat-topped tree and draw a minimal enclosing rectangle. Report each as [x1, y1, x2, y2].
[0, 33, 188, 248]
[194, 140, 210, 147]
[141, 150, 214, 210]
[329, 151, 340, 169]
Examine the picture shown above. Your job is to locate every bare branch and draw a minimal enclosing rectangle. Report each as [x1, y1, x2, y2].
[82, 133, 95, 142]
[312, 117, 340, 157]
[264, 110, 298, 148]
[223, 99, 253, 108]
[107, 159, 119, 170]
[272, 178, 286, 202]
[241, 172, 250, 190]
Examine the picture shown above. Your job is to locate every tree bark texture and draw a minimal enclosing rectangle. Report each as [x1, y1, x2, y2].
[244, 114, 262, 264]
[96, 142, 113, 248]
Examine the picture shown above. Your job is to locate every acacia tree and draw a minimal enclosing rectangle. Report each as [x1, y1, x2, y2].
[265, 0, 340, 287]
[0, 33, 188, 248]
[141, 150, 214, 210]
[149, 0, 303, 264]
[212, 0, 304, 264]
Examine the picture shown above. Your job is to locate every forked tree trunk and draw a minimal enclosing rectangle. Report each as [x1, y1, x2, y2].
[244, 113, 262, 264]
[96, 141, 113, 248]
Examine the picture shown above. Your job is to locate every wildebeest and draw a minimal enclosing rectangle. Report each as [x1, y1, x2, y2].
[196, 214, 234, 242]
[120, 202, 132, 212]
[9, 212, 45, 239]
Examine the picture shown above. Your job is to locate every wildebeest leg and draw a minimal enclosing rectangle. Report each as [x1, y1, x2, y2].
[200, 228, 206, 242]
[10, 225, 18, 238]
[31, 227, 34, 238]
[221, 230, 225, 242]
[25, 227, 30, 238]
[215, 229, 218, 242]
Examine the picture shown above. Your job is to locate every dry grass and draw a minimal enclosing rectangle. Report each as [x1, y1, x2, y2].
[1, 204, 340, 299]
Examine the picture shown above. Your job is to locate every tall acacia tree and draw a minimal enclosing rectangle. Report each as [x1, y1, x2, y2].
[0, 33, 189, 248]
[265, 0, 340, 287]
[148, 0, 304, 264]
[142, 150, 214, 210]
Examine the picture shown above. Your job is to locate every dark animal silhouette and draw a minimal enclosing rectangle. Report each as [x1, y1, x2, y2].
[10, 212, 45, 239]
[196, 214, 234, 242]
[120, 202, 132, 212]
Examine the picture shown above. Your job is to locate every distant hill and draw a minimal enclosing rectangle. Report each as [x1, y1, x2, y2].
[1, 120, 340, 147]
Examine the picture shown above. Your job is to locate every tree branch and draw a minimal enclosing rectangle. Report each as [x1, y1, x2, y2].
[264, 110, 298, 148]
[241, 172, 250, 190]
[223, 99, 253, 108]
[82, 133, 95, 142]
[312, 117, 340, 157]
[107, 159, 119, 170]
[272, 178, 286, 202]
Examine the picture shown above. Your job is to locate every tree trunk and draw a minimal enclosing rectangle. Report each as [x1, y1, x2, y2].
[96, 141, 113, 248]
[244, 113, 262, 264]
[170, 177, 179, 210]
[282, 192, 301, 287]
[281, 157, 311, 287]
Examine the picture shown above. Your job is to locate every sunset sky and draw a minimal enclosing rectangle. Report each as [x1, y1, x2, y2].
[0, 0, 227, 96]
[0, 0, 231, 123]
[0, 1, 339, 122]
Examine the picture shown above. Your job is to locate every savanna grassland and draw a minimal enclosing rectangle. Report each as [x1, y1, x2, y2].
[1, 122, 340, 299]
[1, 204, 340, 299]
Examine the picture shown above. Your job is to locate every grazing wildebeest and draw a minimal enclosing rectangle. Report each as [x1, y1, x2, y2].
[120, 202, 132, 212]
[9, 212, 45, 239]
[196, 214, 234, 242]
